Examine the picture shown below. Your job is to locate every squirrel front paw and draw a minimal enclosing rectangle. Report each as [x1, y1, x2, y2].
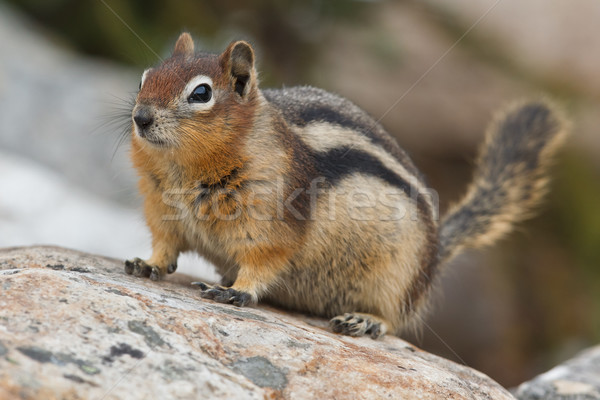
[124, 258, 176, 281]
[191, 282, 252, 307]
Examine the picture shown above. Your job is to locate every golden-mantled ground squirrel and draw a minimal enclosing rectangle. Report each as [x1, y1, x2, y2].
[125, 33, 568, 338]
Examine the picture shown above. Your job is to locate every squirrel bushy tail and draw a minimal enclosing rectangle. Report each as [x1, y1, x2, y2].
[438, 100, 569, 264]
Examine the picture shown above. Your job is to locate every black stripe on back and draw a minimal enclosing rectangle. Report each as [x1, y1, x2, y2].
[312, 146, 414, 199]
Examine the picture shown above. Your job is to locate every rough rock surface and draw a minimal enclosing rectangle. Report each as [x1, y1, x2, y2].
[0, 246, 515, 400]
[515, 346, 600, 400]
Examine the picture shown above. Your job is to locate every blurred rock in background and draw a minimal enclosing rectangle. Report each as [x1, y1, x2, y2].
[1, 0, 599, 388]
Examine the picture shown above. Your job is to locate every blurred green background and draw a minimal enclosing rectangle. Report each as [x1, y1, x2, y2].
[2, 0, 599, 388]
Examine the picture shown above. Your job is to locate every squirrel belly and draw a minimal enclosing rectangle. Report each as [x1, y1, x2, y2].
[124, 32, 568, 339]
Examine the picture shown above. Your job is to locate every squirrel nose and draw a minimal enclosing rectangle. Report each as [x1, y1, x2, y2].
[133, 108, 154, 131]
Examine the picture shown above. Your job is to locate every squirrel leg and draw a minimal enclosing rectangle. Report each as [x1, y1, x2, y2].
[330, 313, 390, 339]
[125, 182, 187, 280]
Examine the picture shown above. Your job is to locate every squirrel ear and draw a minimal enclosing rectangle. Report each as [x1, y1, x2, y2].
[220, 41, 256, 98]
[172, 32, 194, 57]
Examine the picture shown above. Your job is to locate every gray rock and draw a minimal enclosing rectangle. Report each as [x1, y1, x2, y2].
[515, 346, 600, 400]
[0, 245, 515, 400]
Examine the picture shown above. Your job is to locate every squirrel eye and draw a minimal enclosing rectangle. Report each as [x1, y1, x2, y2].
[189, 84, 212, 103]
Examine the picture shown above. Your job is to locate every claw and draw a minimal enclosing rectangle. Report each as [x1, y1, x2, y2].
[199, 288, 220, 300]
[149, 267, 161, 281]
[133, 261, 151, 277]
[232, 291, 251, 307]
[124, 259, 135, 275]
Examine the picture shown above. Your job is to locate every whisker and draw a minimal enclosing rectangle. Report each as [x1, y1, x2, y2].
[91, 93, 137, 160]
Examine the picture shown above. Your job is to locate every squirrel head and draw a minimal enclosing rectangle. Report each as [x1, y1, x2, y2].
[131, 33, 259, 162]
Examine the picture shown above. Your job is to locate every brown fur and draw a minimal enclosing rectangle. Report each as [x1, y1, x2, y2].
[125, 33, 568, 339]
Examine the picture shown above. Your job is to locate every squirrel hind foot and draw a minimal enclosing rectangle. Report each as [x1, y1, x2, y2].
[330, 313, 389, 339]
